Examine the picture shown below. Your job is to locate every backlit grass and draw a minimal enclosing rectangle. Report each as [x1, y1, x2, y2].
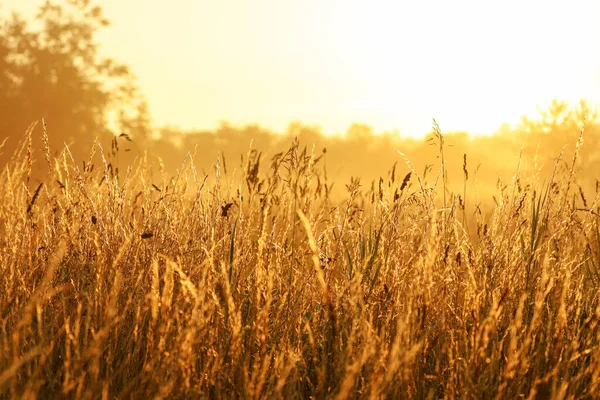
[1, 125, 599, 399]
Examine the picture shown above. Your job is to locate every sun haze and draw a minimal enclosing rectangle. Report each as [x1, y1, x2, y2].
[4, 0, 600, 137]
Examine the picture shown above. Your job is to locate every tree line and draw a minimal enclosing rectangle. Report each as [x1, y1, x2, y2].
[1, 0, 599, 199]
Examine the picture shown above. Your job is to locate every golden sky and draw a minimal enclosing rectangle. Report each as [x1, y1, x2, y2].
[4, 0, 600, 137]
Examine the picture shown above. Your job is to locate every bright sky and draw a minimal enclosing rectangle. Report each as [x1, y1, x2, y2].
[4, 0, 600, 137]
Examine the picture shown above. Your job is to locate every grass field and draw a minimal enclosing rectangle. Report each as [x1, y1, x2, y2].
[1, 126, 599, 399]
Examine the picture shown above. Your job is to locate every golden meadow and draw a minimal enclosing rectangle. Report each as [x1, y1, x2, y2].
[1, 121, 600, 399]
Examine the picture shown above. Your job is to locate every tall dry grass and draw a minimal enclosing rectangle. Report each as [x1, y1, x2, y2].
[1, 124, 599, 399]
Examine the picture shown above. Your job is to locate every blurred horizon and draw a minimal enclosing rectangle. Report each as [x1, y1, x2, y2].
[3, 0, 600, 138]
[2, 0, 600, 205]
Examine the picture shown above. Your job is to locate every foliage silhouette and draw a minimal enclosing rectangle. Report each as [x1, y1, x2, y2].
[1, 1, 599, 204]
[0, 0, 149, 171]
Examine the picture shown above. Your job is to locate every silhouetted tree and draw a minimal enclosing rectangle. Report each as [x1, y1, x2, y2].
[0, 0, 149, 166]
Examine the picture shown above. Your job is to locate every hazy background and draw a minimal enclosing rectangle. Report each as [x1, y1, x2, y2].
[1, 0, 599, 200]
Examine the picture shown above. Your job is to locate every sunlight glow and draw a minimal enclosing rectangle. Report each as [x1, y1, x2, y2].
[4, 0, 600, 137]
